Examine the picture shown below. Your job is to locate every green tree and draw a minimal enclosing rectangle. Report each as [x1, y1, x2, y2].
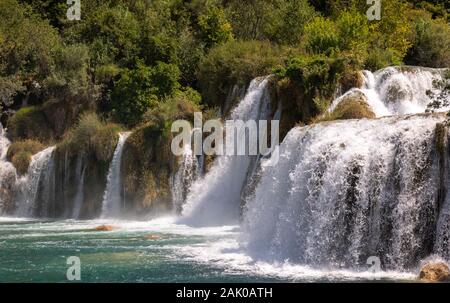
[111, 61, 181, 126]
[197, 6, 233, 48]
[405, 15, 450, 67]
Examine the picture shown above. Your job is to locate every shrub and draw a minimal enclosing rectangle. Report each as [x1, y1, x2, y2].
[197, 40, 286, 106]
[278, 55, 346, 104]
[111, 61, 181, 126]
[6, 139, 45, 175]
[59, 112, 121, 161]
[304, 11, 369, 65]
[368, 0, 412, 65]
[12, 151, 32, 175]
[143, 87, 202, 132]
[405, 16, 450, 68]
[197, 6, 233, 48]
[7, 106, 53, 142]
[364, 48, 402, 71]
[304, 17, 339, 55]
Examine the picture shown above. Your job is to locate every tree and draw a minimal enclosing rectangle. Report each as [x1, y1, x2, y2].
[197, 6, 233, 48]
[111, 61, 181, 126]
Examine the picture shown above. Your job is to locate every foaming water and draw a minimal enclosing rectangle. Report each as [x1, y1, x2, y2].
[0, 125, 16, 214]
[15, 146, 56, 217]
[180, 77, 272, 226]
[0, 218, 417, 282]
[242, 114, 446, 270]
[171, 143, 200, 214]
[329, 66, 448, 117]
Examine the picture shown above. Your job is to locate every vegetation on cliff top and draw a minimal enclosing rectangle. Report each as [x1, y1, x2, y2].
[6, 139, 45, 175]
[1, 0, 449, 132]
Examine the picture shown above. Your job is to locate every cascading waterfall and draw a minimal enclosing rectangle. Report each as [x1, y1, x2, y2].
[171, 143, 200, 214]
[0, 125, 16, 214]
[101, 132, 131, 218]
[242, 67, 450, 271]
[180, 77, 272, 226]
[329, 66, 448, 117]
[15, 146, 56, 217]
[242, 115, 446, 270]
[71, 155, 85, 219]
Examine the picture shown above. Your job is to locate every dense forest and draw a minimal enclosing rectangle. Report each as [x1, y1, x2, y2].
[0, 0, 449, 189]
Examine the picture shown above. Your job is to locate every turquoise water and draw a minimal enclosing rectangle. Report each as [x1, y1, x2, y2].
[0, 217, 416, 282]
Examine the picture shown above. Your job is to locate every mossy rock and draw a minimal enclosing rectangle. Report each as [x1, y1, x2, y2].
[319, 91, 375, 121]
[273, 77, 315, 140]
[122, 123, 174, 217]
[339, 70, 364, 93]
[7, 106, 53, 142]
[6, 139, 45, 175]
[11, 151, 32, 175]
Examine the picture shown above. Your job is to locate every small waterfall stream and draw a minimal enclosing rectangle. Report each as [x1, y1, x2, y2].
[15, 146, 56, 217]
[0, 125, 15, 214]
[101, 132, 131, 218]
[71, 155, 85, 219]
[171, 143, 200, 214]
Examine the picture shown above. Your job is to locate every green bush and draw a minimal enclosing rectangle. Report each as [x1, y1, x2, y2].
[197, 40, 286, 106]
[364, 48, 402, 71]
[74, 4, 141, 66]
[7, 106, 53, 142]
[304, 17, 340, 55]
[304, 11, 369, 65]
[111, 61, 181, 126]
[405, 16, 450, 68]
[143, 87, 202, 132]
[278, 55, 346, 103]
[6, 139, 45, 175]
[197, 6, 233, 48]
[59, 113, 121, 162]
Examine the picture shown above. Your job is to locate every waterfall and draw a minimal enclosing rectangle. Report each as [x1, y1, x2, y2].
[101, 132, 131, 218]
[0, 125, 16, 214]
[242, 114, 446, 270]
[329, 66, 448, 117]
[171, 143, 200, 214]
[180, 77, 272, 226]
[71, 155, 85, 219]
[15, 146, 56, 217]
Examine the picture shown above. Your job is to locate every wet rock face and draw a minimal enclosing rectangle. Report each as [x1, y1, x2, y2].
[121, 125, 174, 217]
[419, 262, 450, 282]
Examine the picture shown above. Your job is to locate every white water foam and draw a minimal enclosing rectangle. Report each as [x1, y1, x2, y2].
[180, 77, 272, 226]
[329, 66, 448, 117]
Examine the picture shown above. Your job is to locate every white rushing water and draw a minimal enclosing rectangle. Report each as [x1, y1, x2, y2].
[329, 66, 448, 117]
[101, 132, 131, 218]
[71, 155, 85, 219]
[171, 143, 200, 214]
[180, 77, 272, 226]
[242, 114, 445, 270]
[1, 67, 449, 278]
[15, 146, 56, 217]
[0, 125, 16, 214]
